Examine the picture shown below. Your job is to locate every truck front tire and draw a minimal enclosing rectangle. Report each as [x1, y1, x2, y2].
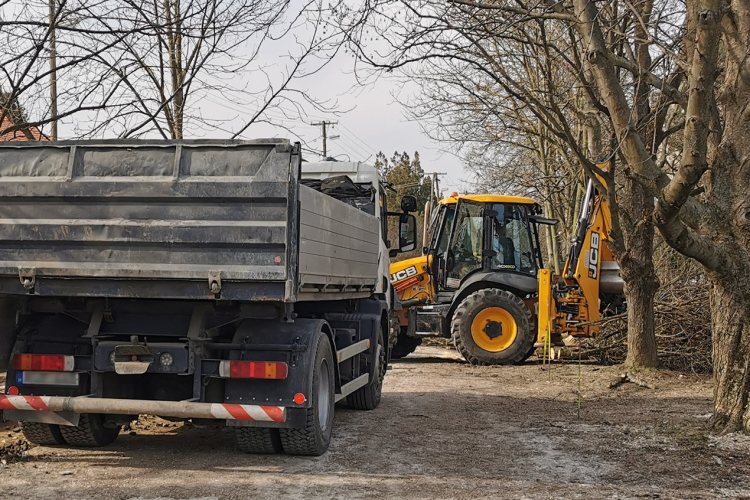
[279, 334, 335, 456]
[347, 323, 385, 410]
[451, 289, 534, 365]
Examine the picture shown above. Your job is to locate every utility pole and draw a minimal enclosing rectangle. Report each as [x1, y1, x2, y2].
[49, 0, 58, 140]
[311, 120, 337, 158]
[424, 172, 446, 201]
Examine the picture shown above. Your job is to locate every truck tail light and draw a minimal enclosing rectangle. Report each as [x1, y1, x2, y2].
[218, 361, 289, 380]
[13, 354, 74, 372]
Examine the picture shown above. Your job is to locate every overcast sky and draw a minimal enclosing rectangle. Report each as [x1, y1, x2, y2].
[45, 1, 471, 194]
[195, 51, 471, 195]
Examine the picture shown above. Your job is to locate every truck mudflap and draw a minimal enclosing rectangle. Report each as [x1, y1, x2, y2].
[0, 394, 286, 424]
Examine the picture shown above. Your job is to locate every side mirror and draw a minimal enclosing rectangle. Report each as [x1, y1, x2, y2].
[399, 214, 417, 253]
[400, 195, 417, 213]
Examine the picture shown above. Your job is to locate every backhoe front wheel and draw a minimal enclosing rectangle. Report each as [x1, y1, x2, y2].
[451, 289, 534, 366]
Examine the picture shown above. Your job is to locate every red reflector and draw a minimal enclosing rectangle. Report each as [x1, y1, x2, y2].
[13, 354, 74, 372]
[293, 393, 306, 405]
[218, 361, 289, 380]
[7, 386, 19, 395]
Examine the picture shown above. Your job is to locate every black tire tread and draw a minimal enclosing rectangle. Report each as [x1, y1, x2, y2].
[391, 331, 421, 359]
[279, 408, 322, 456]
[21, 421, 65, 445]
[347, 324, 385, 410]
[58, 414, 120, 447]
[279, 335, 334, 456]
[235, 427, 282, 454]
[451, 288, 534, 366]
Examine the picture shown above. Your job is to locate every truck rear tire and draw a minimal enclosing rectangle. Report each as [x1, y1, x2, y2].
[279, 334, 335, 456]
[347, 324, 385, 410]
[58, 414, 121, 447]
[451, 288, 534, 366]
[21, 422, 66, 446]
[391, 329, 421, 359]
[235, 427, 283, 454]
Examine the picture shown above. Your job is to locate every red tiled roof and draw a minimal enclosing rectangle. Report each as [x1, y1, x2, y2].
[0, 115, 47, 141]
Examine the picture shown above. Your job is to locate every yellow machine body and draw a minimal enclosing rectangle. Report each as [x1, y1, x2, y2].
[388, 174, 622, 362]
[390, 255, 432, 301]
[537, 171, 621, 346]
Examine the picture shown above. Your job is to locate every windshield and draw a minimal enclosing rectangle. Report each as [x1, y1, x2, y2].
[490, 203, 535, 273]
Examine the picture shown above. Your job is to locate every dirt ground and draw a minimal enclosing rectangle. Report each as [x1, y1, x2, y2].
[2, 346, 750, 499]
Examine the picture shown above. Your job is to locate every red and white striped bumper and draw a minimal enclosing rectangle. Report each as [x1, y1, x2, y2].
[0, 394, 286, 423]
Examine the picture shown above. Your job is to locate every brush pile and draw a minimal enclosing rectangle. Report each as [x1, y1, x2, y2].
[581, 245, 712, 373]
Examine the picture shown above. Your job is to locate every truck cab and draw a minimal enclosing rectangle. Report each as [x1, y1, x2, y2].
[300, 160, 401, 311]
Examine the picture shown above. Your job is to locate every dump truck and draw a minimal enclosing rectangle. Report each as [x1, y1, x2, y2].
[390, 172, 624, 364]
[0, 140, 417, 456]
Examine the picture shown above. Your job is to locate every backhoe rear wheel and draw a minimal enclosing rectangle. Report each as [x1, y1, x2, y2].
[451, 289, 534, 365]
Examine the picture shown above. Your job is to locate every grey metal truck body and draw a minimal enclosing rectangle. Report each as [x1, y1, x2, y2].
[0, 140, 413, 456]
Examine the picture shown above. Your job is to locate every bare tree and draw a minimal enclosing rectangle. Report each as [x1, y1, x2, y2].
[339, 0, 694, 368]
[0, 0, 133, 138]
[0, 0, 348, 140]
[343, 0, 750, 433]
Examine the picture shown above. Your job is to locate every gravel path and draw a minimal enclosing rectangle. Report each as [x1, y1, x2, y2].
[1, 346, 749, 499]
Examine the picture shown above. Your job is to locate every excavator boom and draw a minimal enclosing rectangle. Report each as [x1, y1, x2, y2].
[537, 171, 623, 347]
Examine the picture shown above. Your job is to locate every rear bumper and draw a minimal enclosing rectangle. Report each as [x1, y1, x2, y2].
[0, 394, 286, 423]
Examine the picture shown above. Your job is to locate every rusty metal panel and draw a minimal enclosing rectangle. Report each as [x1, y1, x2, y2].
[0, 140, 297, 301]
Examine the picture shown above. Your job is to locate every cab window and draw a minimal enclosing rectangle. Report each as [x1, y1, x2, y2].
[447, 202, 483, 282]
[432, 204, 456, 256]
[490, 204, 535, 273]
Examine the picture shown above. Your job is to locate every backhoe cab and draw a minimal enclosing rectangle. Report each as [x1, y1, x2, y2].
[390, 174, 624, 365]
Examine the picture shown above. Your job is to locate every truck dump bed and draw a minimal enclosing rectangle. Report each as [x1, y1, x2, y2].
[0, 140, 380, 302]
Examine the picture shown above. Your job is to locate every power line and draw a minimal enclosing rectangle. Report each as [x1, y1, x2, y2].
[328, 133, 363, 161]
[335, 132, 372, 161]
[338, 122, 378, 156]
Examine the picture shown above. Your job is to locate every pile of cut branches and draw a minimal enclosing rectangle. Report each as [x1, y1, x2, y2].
[580, 245, 712, 373]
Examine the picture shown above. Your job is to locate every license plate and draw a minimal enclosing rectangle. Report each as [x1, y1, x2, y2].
[17, 371, 80, 386]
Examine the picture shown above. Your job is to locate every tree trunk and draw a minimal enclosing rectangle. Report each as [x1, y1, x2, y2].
[578, 70, 659, 368]
[621, 210, 658, 367]
[618, 177, 659, 368]
[710, 274, 750, 432]
[707, 0, 750, 430]
[621, 0, 659, 368]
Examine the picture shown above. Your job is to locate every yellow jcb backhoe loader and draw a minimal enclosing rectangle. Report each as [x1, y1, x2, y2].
[389, 172, 624, 365]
